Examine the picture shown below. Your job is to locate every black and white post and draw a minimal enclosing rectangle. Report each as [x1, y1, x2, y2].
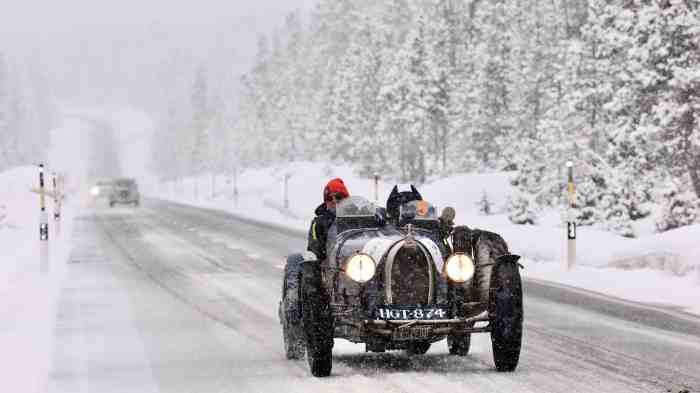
[233, 168, 239, 205]
[283, 173, 291, 209]
[566, 161, 576, 270]
[374, 173, 380, 204]
[52, 172, 61, 236]
[39, 164, 49, 272]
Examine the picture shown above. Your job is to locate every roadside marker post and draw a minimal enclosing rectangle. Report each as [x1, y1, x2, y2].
[566, 161, 576, 270]
[52, 172, 61, 237]
[233, 168, 239, 206]
[374, 173, 380, 204]
[284, 173, 291, 210]
[39, 164, 49, 273]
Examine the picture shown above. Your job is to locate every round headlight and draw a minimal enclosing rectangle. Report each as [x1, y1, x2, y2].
[445, 253, 475, 283]
[345, 254, 376, 283]
[91, 186, 100, 196]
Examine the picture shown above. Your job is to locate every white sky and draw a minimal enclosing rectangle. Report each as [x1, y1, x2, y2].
[0, 0, 318, 106]
[0, 0, 317, 32]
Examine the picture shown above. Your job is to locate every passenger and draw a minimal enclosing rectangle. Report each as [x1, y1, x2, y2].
[385, 184, 423, 226]
[307, 178, 350, 260]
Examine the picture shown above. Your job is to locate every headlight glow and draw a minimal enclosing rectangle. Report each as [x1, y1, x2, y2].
[445, 253, 475, 283]
[345, 254, 376, 283]
[91, 186, 100, 196]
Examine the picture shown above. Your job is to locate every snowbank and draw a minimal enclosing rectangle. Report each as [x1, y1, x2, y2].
[150, 162, 700, 315]
[0, 166, 75, 393]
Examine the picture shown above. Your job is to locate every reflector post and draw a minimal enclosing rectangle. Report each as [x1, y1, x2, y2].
[566, 161, 576, 270]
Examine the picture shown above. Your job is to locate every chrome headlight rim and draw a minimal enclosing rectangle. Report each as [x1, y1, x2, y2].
[445, 252, 475, 283]
[344, 253, 377, 283]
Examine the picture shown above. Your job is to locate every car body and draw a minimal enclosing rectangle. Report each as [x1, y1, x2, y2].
[108, 178, 140, 207]
[280, 196, 523, 377]
[90, 179, 114, 200]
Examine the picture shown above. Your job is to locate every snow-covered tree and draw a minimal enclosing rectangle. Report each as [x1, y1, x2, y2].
[189, 66, 210, 179]
[656, 182, 699, 232]
[477, 189, 492, 215]
[507, 193, 537, 225]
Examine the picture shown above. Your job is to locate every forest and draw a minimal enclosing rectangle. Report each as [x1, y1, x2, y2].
[149, 0, 699, 236]
[0, 52, 54, 173]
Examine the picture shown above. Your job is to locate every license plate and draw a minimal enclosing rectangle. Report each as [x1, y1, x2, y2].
[393, 326, 431, 341]
[376, 306, 448, 320]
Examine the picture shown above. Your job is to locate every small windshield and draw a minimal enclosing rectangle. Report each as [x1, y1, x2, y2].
[115, 179, 135, 187]
[399, 200, 437, 220]
[336, 196, 377, 217]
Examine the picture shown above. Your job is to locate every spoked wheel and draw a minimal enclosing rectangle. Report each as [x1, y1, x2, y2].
[489, 256, 523, 372]
[406, 341, 431, 355]
[301, 262, 333, 377]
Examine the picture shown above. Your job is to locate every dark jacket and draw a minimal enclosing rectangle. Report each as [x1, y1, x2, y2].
[307, 203, 336, 260]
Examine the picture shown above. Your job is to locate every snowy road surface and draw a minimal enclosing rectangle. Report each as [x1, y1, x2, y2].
[48, 200, 700, 393]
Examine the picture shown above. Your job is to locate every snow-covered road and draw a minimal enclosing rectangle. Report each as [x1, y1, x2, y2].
[48, 200, 700, 393]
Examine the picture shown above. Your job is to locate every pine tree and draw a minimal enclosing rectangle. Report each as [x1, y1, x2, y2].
[477, 189, 492, 215]
[656, 182, 699, 232]
[0, 53, 10, 168]
[190, 66, 210, 178]
[507, 193, 537, 225]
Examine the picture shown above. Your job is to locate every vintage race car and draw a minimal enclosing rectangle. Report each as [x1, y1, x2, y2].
[279, 196, 523, 377]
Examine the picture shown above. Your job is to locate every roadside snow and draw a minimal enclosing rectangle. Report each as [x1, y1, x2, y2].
[150, 162, 700, 316]
[0, 166, 75, 393]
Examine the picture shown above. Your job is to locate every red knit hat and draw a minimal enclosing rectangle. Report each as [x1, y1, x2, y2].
[323, 178, 350, 202]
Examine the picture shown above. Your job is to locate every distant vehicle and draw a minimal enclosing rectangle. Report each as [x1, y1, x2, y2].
[279, 196, 523, 377]
[90, 179, 114, 200]
[109, 178, 140, 207]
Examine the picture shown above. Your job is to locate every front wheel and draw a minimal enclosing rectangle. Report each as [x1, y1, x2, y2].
[489, 256, 523, 372]
[282, 315, 305, 360]
[301, 262, 333, 377]
[281, 254, 305, 360]
[406, 341, 431, 355]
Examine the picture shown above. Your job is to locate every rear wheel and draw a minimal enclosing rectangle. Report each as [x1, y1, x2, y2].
[447, 331, 472, 356]
[301, 262, 333, 377]
[489, 259, 523, 372]
[405, 341, 431, 355]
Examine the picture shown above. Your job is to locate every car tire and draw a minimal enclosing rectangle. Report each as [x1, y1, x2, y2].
[489, 257, 523, 372]
[447, 332, 472, 356]
[282, 316, 305, 360]
[406, 341, 431, 355]
[281, 254, 305, 360]
[134, 200, 140, 207]
[473, 231, 509, 305]
[301, 261, 333, 377]
[307, 348, 332, 377]
[109, 201, 115, 208]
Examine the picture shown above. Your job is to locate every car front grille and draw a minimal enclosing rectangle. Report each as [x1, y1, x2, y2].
[120, 191, 128, 199]
[389, 246, 431, 304]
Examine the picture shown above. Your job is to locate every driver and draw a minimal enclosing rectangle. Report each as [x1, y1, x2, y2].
[307, 178, 350, 260]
